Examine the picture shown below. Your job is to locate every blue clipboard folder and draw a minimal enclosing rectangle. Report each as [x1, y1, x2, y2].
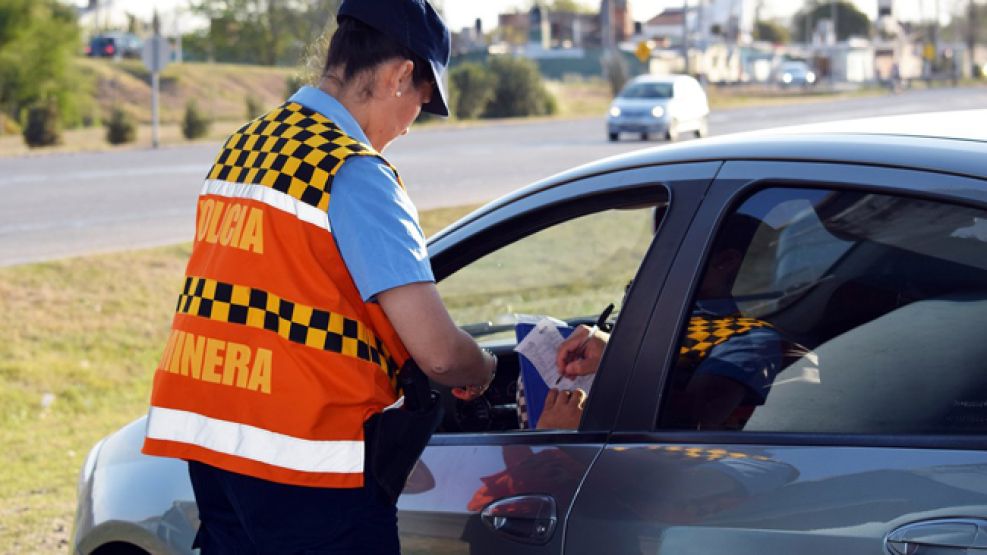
[515, 321, 574, 429]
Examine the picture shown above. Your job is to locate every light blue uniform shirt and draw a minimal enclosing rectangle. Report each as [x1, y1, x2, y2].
[288, 86, 434, 302]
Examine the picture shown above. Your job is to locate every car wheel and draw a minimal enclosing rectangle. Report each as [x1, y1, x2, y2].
[696, 117, 709, 139]
[608, 132, 619, 142]
[665, 121, 679, 142]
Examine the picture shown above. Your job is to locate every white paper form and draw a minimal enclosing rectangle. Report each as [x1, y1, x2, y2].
[514, 318, 595, 394]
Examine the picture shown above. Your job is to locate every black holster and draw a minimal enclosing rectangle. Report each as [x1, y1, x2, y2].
[363, 360, 443, 505]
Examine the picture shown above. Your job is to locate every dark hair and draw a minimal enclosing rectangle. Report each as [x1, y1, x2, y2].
[324, 16, 432, 89]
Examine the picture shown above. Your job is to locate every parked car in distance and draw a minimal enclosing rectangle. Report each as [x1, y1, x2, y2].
[777, 60, 817, 88]
[74, 111, 987, 555]
[606, 74, 709, 142]
[85, 33, 142, 59]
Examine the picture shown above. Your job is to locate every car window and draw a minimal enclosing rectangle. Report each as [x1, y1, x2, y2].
[619, 82, 673, 99]
[439, 206, 658, 338]
[657, 187, 987, 434]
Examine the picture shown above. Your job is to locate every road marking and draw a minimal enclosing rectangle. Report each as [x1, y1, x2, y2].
[0, 164, 204, 187]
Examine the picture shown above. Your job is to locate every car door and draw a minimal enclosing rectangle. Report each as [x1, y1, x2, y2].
[395, 162, 720, 555]
[566, 160, 987, 554]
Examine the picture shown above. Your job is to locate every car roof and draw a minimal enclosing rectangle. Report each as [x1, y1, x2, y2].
[431, 110, 987, 242]
[560, 109, 987, 183]
[627, 74, 691, 85]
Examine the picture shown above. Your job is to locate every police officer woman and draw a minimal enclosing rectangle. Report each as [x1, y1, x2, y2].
[141, 1, 495, 553]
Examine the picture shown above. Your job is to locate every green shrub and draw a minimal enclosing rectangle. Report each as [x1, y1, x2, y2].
[0, 113, 20, 135]
[483, 56, 557, 118]
[0, 1, 80, 132]
[449, 63, 496, 119]
[181, 100, 211, 140]
[22, 101, 61, 147]
[104, 107, 136, 145]
[245, 94, 264, 120]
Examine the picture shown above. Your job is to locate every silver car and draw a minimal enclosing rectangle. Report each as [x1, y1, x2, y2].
[777, 60, 817, 88]
[75, 112, 987, 555]
[606, 74, 710, 142]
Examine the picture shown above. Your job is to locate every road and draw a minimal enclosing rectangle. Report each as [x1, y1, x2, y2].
[1, 86, 985, 267]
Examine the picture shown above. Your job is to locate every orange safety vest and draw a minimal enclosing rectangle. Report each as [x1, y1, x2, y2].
[142, 101, 411, 488]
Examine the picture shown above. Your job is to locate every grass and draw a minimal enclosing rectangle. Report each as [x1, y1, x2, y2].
[0, 205, 479, 554]
[438, 206, 655, 326]
[0, 244, 192, 554]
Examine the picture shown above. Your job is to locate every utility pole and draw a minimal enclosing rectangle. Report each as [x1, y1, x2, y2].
[682, 0, 690, 74]
[152, 11, 160, 149]
[967, 0, 978, 56]
[605, 0, 615, 51]
[142, 11, 172, 149]
[934, 0, 941, 54]
[831, 0, 838, 43]
[804, 5, 811, 45]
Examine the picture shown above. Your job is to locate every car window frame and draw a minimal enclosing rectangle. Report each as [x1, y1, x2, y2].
[426, 162, 720, 439]
[613, 159, 987, 451]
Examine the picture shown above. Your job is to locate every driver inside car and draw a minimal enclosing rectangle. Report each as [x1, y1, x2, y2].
[536, 214, 795, 431]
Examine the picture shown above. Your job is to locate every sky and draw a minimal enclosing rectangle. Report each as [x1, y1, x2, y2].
[77, 1, 954, 34]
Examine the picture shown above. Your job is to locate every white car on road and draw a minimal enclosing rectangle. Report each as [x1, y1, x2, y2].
[607, 74, 710, 142]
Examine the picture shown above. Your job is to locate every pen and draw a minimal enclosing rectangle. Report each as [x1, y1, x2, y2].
[555, 303, 613, 386]
[555, 324, 598, 385]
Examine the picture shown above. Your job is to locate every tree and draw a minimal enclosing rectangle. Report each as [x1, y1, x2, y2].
[754, 19, 790, 44]
[792, 1, 871, 43]
[189, 0, 339, 66]
[535, 0, 594, 13]
[483, 56, 557, 118]
[0, 0, 80, 130]
[449, 63, 495, 119]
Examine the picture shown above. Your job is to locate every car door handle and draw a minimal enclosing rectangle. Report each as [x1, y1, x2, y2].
[480, 494, 558, 545]
[886, 518, 987, 554]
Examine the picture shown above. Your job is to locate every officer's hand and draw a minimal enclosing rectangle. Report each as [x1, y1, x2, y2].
[451, 349, 497, 401]
[451, 384, 486, 401]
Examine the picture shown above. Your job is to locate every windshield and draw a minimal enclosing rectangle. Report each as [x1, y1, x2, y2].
[619, 82, 673, 99]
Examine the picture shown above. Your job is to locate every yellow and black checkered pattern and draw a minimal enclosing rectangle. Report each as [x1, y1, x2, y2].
[205, 102, 401, 213]
[678, 314, 772, 362]
[176, 276, 399, 378]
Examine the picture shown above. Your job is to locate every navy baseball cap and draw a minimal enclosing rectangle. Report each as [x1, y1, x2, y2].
[338, 0, 451, 117]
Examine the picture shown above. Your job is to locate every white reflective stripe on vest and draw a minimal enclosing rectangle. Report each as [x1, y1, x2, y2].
[146, 406, 363, 474]
[200, 179, 330, 232]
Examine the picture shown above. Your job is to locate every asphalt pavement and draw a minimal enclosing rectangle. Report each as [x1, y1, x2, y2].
[1, 86, 985, 267]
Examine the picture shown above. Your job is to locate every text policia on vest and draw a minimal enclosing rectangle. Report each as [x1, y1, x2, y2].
[196, 197, 265, 254]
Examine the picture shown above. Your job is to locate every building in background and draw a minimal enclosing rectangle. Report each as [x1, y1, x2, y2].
[601, 0, 634, 43]
[496, 4, 601, 49]
[452, 18, 487, 55]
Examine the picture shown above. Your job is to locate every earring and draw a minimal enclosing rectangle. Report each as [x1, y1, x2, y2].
[396, 91, 402, 98]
